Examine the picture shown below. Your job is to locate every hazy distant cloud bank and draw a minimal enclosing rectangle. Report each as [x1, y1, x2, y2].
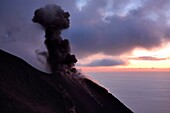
[78, 58, 127, 67]
[129, 56, 168, 61]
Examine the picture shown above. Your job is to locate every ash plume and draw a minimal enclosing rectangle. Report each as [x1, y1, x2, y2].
[32, 4, 77, 72]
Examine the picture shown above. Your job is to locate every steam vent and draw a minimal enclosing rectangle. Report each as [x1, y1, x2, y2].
[32, 4, 77, 72]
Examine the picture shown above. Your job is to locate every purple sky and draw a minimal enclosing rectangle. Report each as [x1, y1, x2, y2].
[0, 0, 170, 71]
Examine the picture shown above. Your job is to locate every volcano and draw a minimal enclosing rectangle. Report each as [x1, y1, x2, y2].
[0, 49, 133, 113]
[0, 4, 133, 113]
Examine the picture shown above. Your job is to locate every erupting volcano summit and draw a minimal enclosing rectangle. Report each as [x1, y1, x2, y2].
[0, 4, 133, 113]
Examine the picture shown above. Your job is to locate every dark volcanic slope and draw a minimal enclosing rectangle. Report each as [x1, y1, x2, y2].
[0, 49, 133, 113]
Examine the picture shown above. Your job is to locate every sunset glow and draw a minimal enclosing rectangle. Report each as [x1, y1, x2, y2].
[78, 43, 170, 72]
[126, 43, 170, 69]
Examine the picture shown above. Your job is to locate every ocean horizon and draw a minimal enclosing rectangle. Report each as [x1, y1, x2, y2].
[86, 71, 170, 113]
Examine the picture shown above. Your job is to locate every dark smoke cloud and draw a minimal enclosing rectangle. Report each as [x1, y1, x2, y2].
[32, 4, 77, 72]
[32, 4, 70, 30]
[78, 58, 127, 67]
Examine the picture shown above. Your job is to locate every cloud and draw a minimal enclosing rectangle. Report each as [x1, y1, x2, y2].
[64, 0, 170, 58]
[1, 0, 170, 71]
[129, 56, 168, 61]
[78, 58, 127, 67]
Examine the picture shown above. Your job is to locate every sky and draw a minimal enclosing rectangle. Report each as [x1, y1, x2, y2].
[0, 0, 170, 72]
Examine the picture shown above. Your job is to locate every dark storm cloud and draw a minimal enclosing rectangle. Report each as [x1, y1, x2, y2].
[129, 56, 168, 61]
[79, 58, 127, 67]
[65, 0, 170, 58]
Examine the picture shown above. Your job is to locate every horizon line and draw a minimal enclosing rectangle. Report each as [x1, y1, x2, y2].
[77, 66, 170, 72]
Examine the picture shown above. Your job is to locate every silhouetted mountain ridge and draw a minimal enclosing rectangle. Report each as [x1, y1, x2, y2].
[0, 49, 133, 113]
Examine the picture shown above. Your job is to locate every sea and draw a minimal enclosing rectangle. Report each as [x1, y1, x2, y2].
[86, 71, 170, 113]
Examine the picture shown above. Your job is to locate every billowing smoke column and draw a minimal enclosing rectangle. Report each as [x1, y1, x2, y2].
[32, 4, 77, 73]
